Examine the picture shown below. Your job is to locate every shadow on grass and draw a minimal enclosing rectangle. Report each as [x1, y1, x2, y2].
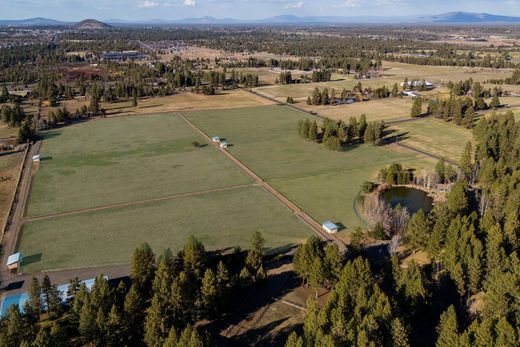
[40, 156, 53, 161]
[21, 253, 42, 267]
[41, 131, 62, 140]
[383, 129, 410, 145]
[206, 267, 302, 345]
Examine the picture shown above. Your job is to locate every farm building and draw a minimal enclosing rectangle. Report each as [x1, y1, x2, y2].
[101, 51, 147, 61]
[6, 252, 23, 271]
[322, 221, 339, 234]
[212, 136, 221, 143]
[401, 80, 434, 90]
[403, 91, 420, 97]
[435, 183, 454, 193]
[220, 141, 228, 149]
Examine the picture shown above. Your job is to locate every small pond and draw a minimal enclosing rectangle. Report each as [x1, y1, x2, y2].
[382, 187, 433, 214]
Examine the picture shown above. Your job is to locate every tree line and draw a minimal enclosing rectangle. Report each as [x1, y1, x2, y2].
[287, 113, 520, 345]
[297, 115, 385, 151]
[0, 232, 268, 346]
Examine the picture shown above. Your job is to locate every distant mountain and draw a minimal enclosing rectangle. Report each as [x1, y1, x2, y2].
[260, 15, 414, 24]
[2, 12, 520, 27]
[74, 19, 112, 30]
[421, 12, 520, 23]
[0, 17, 67, 26]
[174, 16, 239, 24]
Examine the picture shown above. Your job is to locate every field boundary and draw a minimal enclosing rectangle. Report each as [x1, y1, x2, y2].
[23, 184, 254, 224]
[176, 112, 347, 252]
[0, 146, 29, 244]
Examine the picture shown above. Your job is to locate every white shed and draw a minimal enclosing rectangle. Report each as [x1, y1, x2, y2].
[7, 252, 23, 270]
[322, 221, 339, 234]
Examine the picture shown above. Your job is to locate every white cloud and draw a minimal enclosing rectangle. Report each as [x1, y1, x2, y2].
[184, 0, 196, 5]
[285, 1, 304, 8]
[139, 0, 159, 7]
[337, 0, 362, 7]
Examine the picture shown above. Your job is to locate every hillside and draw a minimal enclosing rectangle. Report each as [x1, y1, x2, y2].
[74, 19, 111, 30]
[421, 12, 520, 23]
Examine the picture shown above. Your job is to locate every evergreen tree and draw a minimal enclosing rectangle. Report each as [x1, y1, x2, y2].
[436, 306, 459, 347]
[459, 141, 474, 182]
[131, 242, 156, 298]
[410, 97, 423, 118]
[308, 120, 318, 142]
[391, 318, 410, 347]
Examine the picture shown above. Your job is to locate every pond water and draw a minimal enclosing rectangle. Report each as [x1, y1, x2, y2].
[382, 187, 433, 214]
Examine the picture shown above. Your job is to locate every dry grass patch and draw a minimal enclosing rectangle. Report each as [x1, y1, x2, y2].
[391, 118, 473, 163]
[298, 97, 416, 122]
[0, 150, 25, 228]
[57, 89, 273, 117]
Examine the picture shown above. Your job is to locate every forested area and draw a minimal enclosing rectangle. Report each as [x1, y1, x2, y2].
[298, 115, 384, 151]
[0, 233, 268, 346]
[287, 112, 520, 346]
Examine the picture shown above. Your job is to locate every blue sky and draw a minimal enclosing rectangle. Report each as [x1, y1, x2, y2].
[0, 0, 519, 21]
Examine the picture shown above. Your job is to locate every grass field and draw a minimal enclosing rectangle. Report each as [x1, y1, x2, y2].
[185, 105, 435, 232]
[20, 186, 312, 272]
[253, 61, 512, 103]
[390, 118, 473, 163]
[27, 114, 252, 216]
[0, 125, 18, 138]
[53, 89, 273, 118]
[298, 97, 417, 122]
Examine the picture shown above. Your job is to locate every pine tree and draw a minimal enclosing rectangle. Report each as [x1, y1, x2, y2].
[463, 106, 475, 129]
[25, 277, 42, 319]
[5, 305, 23, 346]
[130, 88, 137, 107]
[131, 243, 156, 298]
[144, 294, 170, 347]
[405, 209, 430, 250]
[410, 97, 423, 118]
[490, 95, 500, 109]
[106, 304, 123, 346]
[308, 120, 318, 141]
[495, 317, 517, 346]
[459, 142, 473, 182]
[124, 284, 144, 343]
[285, 332, 304, 347]
[41, 275, 61, 318]
[79, 301, 97, 343]
[436, 306, 459, 347]
[201, 268, 218, 318]
[358, 114, 367, 138]
[447, 180, 469, 216]
[391, 318, 410, 347]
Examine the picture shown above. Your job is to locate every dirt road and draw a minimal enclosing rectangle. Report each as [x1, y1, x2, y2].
[176, 112, 347, 252]
[24, 183, 254, 224]
[0, 141, 40, 284]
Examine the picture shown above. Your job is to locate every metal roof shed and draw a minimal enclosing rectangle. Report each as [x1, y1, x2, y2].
[7, 252, 23, 270]
[322, 221, 339, 234]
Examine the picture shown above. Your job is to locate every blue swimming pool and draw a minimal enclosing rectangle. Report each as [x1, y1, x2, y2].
[0, 293, 28, 317]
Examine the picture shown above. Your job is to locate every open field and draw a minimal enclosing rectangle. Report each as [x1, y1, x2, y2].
[27, 114, 252, 216]
[0, 151, 25, 228]
[254, 61, 513, 103]
[298, 97, 417, 122]
[158, 45, 300, 63]
[480, 96, 520, 120]
[0, 125, 18, 138]
[52, 89, 273, 117]
[390, 118, 473, 163]
[20, 186, 312, 272]
[185, 105, 435, 232]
